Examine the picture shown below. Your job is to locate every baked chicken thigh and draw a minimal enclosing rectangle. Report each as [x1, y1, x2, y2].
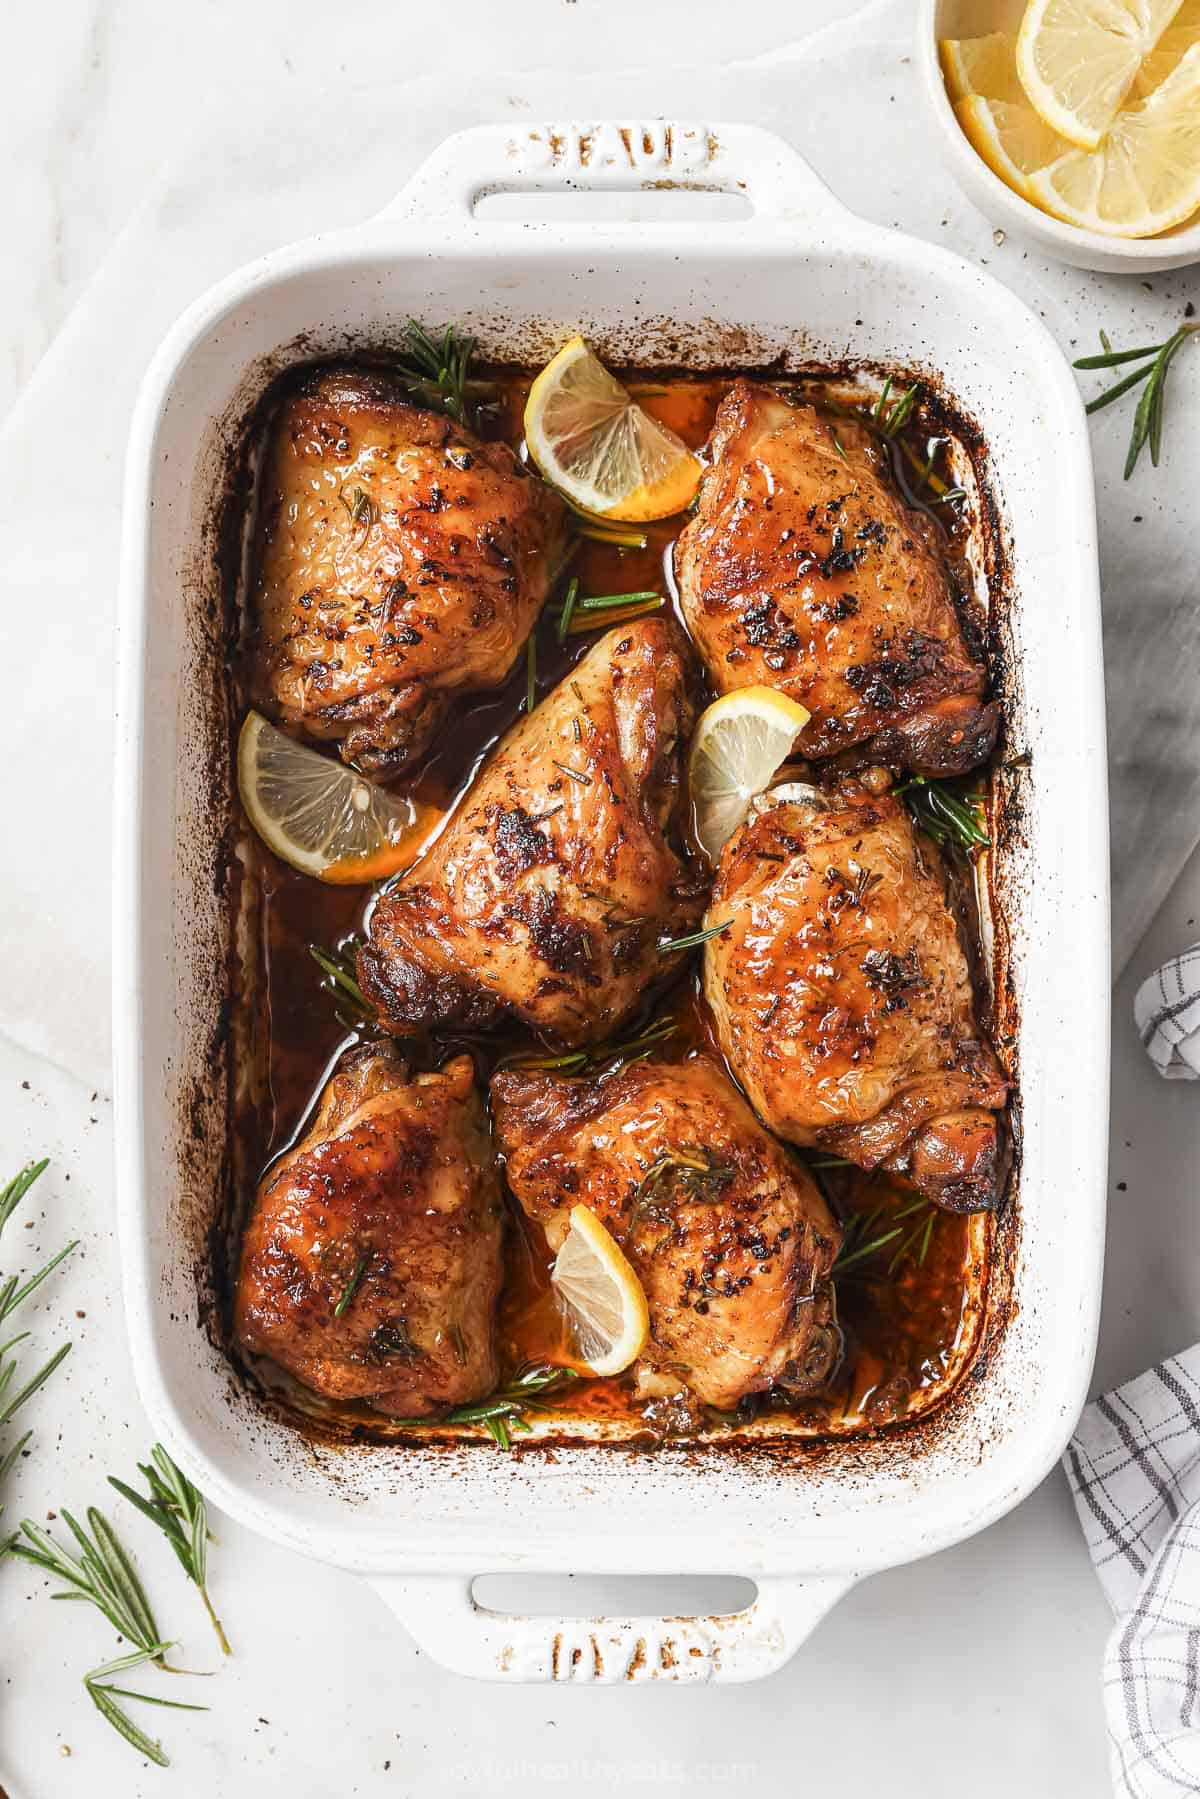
[704, 779, 1008, 1212]
[491, 1054, 841, 1414]
[248, 366, 565, 772]
[674, 383, 997, 776]
[358, 619, 706, 1047]
[235, 1047, 503, 1413]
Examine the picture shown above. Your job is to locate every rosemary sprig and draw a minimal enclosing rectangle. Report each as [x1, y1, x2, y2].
[833, 1195, 936, 1278]
[498, 1016, 677, 1078]
[629, 1148, 733, 1230]
[566, 601, 663, 636]
[556, 575, 581, 642]
[109, 1443, 231, 1657]
[308, 940, 374, 1026]
[84, 1644, 208, 1769]
[842, 384, 961, 503]
[657, 919, 730, 955]
[894, 776, 989, 858]
[879, 380, 920, 438]
[578, 589, 660, 612]
[398, 320, 478, 427]
[392, 1363, 579, 1450]
[0, 1160, 76, 1543]
[1074, 320, 1199, 478]
[10, 1507, 173, 1664]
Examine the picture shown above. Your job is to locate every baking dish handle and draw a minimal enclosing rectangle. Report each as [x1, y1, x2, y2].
[377, 120, 848, 228]
[368, 1571, 855, 1683]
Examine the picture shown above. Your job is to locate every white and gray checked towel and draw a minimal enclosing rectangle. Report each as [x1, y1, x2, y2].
[1067, 1349, 1200, 1796]
[1136, 948, 1200, 1082]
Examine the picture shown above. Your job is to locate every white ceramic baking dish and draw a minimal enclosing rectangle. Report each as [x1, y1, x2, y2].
[113, 120, 1109, 1684]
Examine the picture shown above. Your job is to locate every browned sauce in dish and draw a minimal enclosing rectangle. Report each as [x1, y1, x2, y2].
[231, 364, 999, 1445]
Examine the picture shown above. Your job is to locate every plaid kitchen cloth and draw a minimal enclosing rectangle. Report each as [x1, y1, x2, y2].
[1065, 1348, 1200, 1795]
[1135, 947, 1200, 1081]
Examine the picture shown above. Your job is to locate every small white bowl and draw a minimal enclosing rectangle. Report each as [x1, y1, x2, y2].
[916, 0, 1200, 272]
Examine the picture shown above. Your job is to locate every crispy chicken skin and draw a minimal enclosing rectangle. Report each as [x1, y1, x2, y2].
[674, 383, 998, 776]
[235, 1048, 503, 1414]
[358, 619, 706, 1047]
[491, 1055, 842, 1412]
[704, 780, 1008, 1212]
[248, 367, 565, 773]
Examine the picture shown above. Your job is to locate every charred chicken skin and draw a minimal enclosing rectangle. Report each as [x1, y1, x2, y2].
[248, 366, 565, 773]
[491, 1054, 842, 1413]
[674, 382, 998, 777]
[704, 779, 1008, 1212]
[358, 619, 706, 1047]
[235, 1047, 503, 1414]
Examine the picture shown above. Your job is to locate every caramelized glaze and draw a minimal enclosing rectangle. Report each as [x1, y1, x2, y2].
[234, 368, 992, 1440]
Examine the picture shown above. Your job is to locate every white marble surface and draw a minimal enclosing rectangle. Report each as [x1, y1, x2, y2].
[2, 2, 1200, 1794]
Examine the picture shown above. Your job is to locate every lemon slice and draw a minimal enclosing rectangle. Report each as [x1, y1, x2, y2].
[550, 1204, 650, 1378]
[1134, 0, 1200, 95]
[1016, 0, 1187, 150]
[1026, 42, 1200, 234]
[939, 33, 1027, 104]
[237, 710, 436, 883]
[688, 686, 811, 865]
[524, 336, 701, 522]
[955, 96, 1069, 198]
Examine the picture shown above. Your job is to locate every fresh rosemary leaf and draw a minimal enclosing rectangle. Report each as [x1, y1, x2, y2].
[880, 381, 920, 438]
[1073, 343, 1163, 369]
[0, 1240, 80, 1327]
[567, 601, 663, 635]
[552, 760, 591, 787]
[0, 1428, 30, 1486]
[658, 919, 730, 955]
[0, 1339, 72, 1427]
[0, 1160, 49, 1237]
[556, 575, 581, 642]
[86, 1676, 171, 1767]
[83, 1644, 208, 1768]
[834, 1226, 903, 1274]
[1084, 361, 1155, 414]
[333, 1250, 368, 1321]
[578, 590, 660, 611]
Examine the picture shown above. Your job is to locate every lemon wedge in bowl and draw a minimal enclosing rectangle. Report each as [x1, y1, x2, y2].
[688, 686, 811, 866]
[954, 95, 1070, 199]
[550, 1204, 650, 1378]
[1026, 43, 1200, 235]
[939, 32, 1027, 105]
[1016, 0, 1187, 150]
[237, 710, 437, 883]
[524, 336, 701, 523]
